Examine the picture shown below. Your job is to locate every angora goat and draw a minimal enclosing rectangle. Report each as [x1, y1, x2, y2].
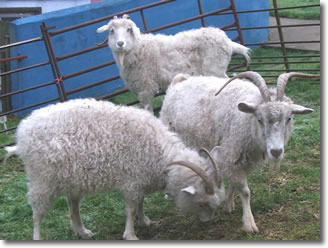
[5, 98, 225, 240]
[97, 14, 250, 112]
[160, 71, 319, 233]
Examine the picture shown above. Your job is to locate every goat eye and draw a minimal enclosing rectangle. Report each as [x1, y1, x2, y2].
[286, 117, 292, 123]
[258, 119, 263, 125]
[127, 27, 133, 33]
[110, 29, 115, 34]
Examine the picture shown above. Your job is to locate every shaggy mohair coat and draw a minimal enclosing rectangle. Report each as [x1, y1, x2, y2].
[13, 98, 225, 240]
[97, 15, 250, 112]
[160, 74, 313, 233]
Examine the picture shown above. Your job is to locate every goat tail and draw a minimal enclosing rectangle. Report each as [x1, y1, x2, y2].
[231, 42, 251, 70]
[3, 145, 17, 163]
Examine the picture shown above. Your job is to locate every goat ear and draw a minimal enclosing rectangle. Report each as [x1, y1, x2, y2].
[238, 102, 256, 113]
[132, 26, 141, 39]
[291, 104, 313, 115]
[97, 24, 109, 33]
[123, 14, 130, 19]
[131, 25, 141, 39]
[181, 185, 196, 195]
[113, 16, 118, 19]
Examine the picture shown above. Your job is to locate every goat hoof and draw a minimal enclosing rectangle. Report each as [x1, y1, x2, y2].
[77, 229, 95, 239]
[123, 232, 139, 240]
[242, 223, 259, 233]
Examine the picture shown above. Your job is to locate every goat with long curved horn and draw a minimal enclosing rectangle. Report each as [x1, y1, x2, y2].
[276, 72, 320, 101]
[160, 70, 319, 233]
[167, 161, 215, 194]
[215, 71, 271, 102]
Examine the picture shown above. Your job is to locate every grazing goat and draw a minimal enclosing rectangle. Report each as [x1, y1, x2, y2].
[5, 98, 225, 240]
[160, 71, 319, 233]
[97, 14, 250, 113]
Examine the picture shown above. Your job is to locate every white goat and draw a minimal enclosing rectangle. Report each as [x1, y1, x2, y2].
[97, 14, 250, 113]
[5, 98, 225, 240]
[160, 71, 319, 233]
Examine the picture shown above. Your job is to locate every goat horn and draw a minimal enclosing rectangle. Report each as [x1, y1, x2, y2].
[276, 72, 320, 101]
[215, 71, 271, 102]
[95, 37, 108, 47]
[167, 161, 215, 194]
[200, 147, 222, 188]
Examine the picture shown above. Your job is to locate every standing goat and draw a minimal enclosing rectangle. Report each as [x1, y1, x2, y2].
[5, 98, 225, 240]
[160, 71, 319, 233]
[97, 14, 250, 113]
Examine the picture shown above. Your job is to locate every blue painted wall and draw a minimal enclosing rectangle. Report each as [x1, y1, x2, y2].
[10, 0, 269, 115]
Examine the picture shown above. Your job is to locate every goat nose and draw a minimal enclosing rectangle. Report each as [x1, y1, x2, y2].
[270, 149, 283, 158]
[117, 41, 124, 47]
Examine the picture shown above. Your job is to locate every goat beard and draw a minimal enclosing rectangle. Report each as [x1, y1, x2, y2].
[117, 53, 125, 67]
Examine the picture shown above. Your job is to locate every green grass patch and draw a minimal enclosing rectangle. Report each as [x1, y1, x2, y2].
[107, 90, 164, 117]
[270, 0, 320, 20]
[0, 116, 21, 148]
[232, 47, 320, 81]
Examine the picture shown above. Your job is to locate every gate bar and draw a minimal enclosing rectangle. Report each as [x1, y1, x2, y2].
[197, 0, 205, 27]
[0, 55, 27, 63]
[40, 22, 68, 101]
[140, 9, 149, 32]
[145, 6, 232, 33]
[230, 0, 244, 45]
[272, 0, 290, 72]
[0, 37, 42, 50]
[0, 97, 60, 118]
[204, 4, 320, 16]
[0, 79, 57, 99]
[0, 61, 49, 77]
[49, 0, 176, 36]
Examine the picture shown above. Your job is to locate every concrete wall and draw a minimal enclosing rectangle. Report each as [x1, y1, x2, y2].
[9, 0, 269, 115]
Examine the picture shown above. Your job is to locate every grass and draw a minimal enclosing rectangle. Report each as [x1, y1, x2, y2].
[0, 116, 21, 147]
[230, 46, 320, 81]
[269, 0, 320, 20]
[108, 91, 164, 117]
[0, 47, 320, 240]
